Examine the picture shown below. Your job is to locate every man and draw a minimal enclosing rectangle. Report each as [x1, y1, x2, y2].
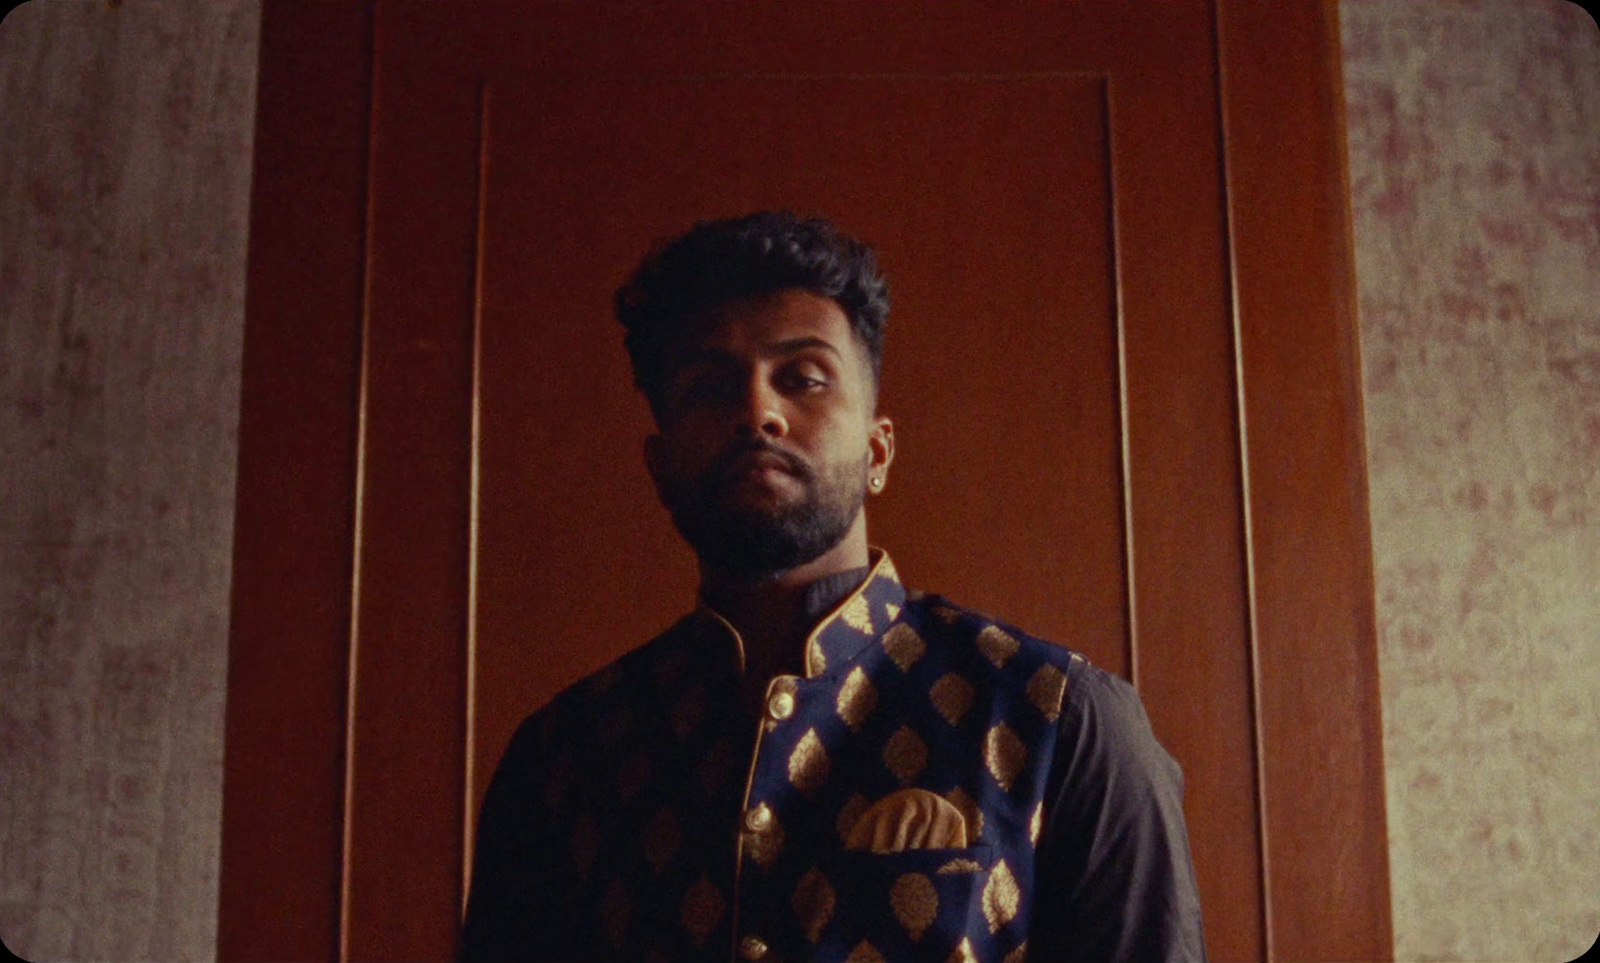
[460, 212, 1206, 962]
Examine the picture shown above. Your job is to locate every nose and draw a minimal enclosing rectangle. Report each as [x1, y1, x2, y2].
[735, 377, 788, 439]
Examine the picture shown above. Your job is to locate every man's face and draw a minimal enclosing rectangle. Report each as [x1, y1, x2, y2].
[644, 290, 894, 577]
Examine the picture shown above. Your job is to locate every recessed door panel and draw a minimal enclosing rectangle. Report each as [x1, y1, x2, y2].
[225, 3, 1391, 961]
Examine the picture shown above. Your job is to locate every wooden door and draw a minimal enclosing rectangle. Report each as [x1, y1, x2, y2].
[222, 2, 1391, 961]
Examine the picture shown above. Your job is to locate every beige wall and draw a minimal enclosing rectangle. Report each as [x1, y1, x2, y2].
[1343, 1, 1600, 960]
[1, 1, 1595, 960]
[0, 1, 259, 959]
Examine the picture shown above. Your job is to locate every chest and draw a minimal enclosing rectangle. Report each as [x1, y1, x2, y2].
[555, 638, 1063, 961]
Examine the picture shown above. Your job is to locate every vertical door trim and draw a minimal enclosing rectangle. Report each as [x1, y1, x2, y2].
[1215, 0, 1394, 958]
[462, 77, 492, 913]
[1211, 1, 1277, 958]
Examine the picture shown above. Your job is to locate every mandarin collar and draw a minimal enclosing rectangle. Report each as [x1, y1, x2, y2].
[696, 549, 908, 678]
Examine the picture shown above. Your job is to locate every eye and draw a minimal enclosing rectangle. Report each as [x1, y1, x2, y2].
[669, 368, 740, 408]
[776, 361, 830, 393]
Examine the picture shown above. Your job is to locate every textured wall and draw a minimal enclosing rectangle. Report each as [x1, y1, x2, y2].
[0, 1, 259, 959]
[1343, 1, 1600, 960]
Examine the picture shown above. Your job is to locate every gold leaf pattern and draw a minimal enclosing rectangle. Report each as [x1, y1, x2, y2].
[792, 866, 837, 943]
[883, 726, 929, 784]
[602, 877, 630, 948]
[744, 808, 785, 870]
[642, 807, 680, 875]
[946, 937, 979, 963]
[1030, 802, 1044, 845]
[836, 793, 870, 841]
[937, 858, 984, 874]
[788, 728, 831, 795]
[985, 722, 1027, 792]
[807, 639, 828, 676]
[944, 787, 984, 839]
[890, 873, 939, 941]
[885, 602, 902, 621]
[882, 622, 927, 672]
[983, 859, 1021, 934]
[929, 673, 975, 726]
[879, 555, 900, 584]
[976, 625, 1020, 667]
[671, 685, 706, 740]
[931, 604, 962, 624]
[836, 667, 878, 730]
[1026, 663, 1068, 722]
[847, 940, 886, 962]
[1003, 941, 1029, 963]
[679, 875, 725, 947]
[571, 812, 600, 876]
[841, 593, 873, 632]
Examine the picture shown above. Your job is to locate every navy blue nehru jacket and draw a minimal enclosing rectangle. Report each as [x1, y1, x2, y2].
[460, 550, 1207, 963]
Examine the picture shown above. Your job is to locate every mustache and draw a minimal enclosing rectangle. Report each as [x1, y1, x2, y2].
[711, 439, 810, 484]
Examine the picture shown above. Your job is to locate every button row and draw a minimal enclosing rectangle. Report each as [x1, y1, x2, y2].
[743, 802, 773, 833]
[766, 690, 795, 721]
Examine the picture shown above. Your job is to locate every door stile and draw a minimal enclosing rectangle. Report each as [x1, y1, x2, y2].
[461, 76, 492, 916]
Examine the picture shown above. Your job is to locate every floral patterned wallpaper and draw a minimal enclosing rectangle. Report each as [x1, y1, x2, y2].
[1343, 2, 1600, 959]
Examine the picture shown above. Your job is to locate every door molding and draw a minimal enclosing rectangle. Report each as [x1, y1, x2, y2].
[220, 3, 1390, 960]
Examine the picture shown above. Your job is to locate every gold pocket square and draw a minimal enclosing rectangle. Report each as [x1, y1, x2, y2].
[844, 788, 970, 852]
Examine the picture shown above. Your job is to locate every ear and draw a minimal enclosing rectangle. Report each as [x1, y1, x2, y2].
[866, 415, 895, 493]
[643, 433, 670, 503]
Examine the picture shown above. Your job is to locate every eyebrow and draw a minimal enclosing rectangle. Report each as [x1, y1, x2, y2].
[674, 337, 843, 368]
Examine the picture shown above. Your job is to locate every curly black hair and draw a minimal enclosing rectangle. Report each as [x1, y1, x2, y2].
[615, 211, 890, 417]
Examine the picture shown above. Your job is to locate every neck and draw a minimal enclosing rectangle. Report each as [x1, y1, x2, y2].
[699, 515, 871, 677]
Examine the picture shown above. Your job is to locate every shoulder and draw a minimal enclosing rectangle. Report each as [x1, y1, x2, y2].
[902, 589, 1173, 769]
[501, 614, 700, 763]
[903, 589, 1079, 671]
[897, 590, 1085, 729]
[1051, 659, 1185, 810]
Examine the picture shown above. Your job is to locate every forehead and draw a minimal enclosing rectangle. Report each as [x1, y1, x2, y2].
[679, 290, 862, 362]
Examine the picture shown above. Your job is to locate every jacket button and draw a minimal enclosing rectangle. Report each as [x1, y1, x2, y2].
[744, 803, 773, 833]
[766, 690, 795, 720]
[739, 935, 770, 959]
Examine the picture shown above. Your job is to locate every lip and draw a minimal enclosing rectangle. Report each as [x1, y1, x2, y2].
[719, 447, 804, 487]
[736, 451, 794, 472]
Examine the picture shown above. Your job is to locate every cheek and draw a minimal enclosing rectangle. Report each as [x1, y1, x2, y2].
[820, 425, 874, 471]
[663, 426, 731, 479]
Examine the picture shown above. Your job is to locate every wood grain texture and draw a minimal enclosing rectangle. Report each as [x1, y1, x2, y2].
[218, 2, 371, 960]
[221, 3, 1392, 960]
[1219, 1, 1393, 959]
[339, 4, 478, 954]
[360, 2, 1269, 957]
[1216, 0, 1395, 953]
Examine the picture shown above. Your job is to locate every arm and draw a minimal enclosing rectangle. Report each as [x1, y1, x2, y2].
[1028, 662, 1208, 962]
[458, 713, 585, 963]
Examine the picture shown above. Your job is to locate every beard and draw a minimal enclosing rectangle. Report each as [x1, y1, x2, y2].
[658, 440, 867, 578]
